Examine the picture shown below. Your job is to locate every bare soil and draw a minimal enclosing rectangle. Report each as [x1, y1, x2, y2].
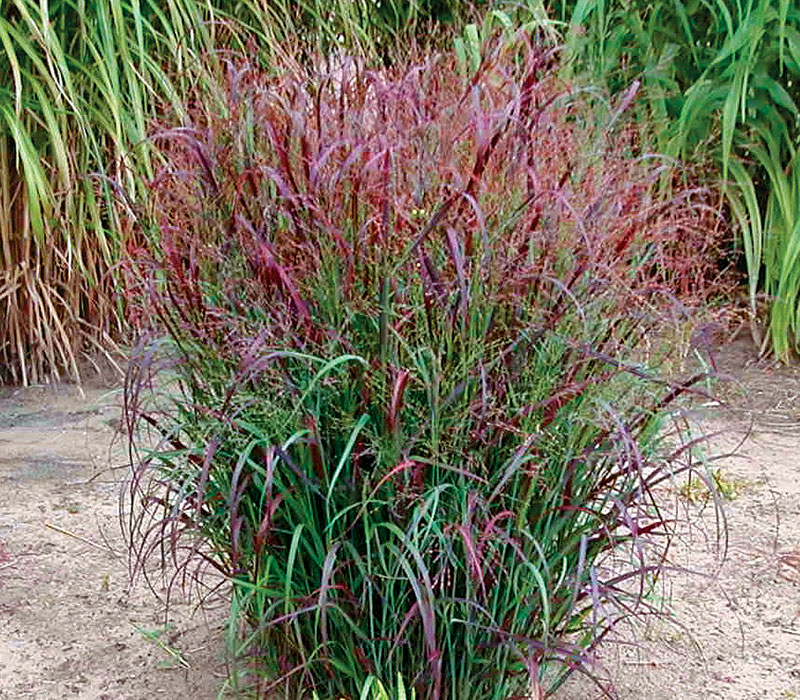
[0, 382, 225, 699]
[1, 337, 799, 699]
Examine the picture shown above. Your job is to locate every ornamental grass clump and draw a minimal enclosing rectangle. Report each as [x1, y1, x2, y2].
[123, 37, 725, 698]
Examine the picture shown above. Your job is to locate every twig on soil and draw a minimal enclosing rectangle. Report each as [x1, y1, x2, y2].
[84, 462, 129, 484]
[0, 560, 15, 571]
[44, 522, 121, 558]
[134, 624, 192, 669]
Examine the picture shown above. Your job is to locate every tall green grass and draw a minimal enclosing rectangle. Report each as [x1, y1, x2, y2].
[549, 0, 800, 359]
[0, 0, 229, 383]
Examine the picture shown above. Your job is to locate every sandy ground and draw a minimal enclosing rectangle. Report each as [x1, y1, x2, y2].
[0, 338, 799, 699]
[0, 383, 226, 699]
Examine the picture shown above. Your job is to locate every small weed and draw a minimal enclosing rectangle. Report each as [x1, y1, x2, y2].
[52, 500, 81, 515]
[679, 469, 749, 503]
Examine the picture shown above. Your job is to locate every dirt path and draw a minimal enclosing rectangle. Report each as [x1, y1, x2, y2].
[1, 338, 799, 699]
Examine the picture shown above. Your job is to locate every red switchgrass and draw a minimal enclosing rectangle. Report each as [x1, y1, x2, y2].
[121, 36, 730, 699]
[126, 42, 727, 339]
